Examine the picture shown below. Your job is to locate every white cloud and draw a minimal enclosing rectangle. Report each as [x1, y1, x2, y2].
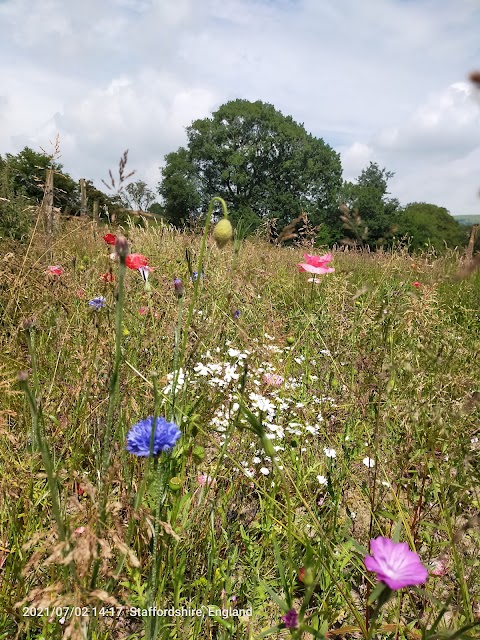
[0, 0, 479, 214]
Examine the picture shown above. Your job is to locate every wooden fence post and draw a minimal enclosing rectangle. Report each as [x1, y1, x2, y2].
[93, 199, 99, 222]
[43, 168, 54, 236]
[466, 224, 479, 261]
[79, 178, 87, 216]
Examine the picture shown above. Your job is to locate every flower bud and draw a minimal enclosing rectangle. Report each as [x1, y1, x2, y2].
[213, 218, 233, 248]
[115, 235, 129, 260]
[174, 278, 184, 298]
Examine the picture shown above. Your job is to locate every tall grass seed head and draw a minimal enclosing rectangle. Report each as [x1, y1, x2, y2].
[213, 218, 233, 248]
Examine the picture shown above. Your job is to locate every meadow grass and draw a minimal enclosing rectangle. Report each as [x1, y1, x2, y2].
[0, 214, 479, 639]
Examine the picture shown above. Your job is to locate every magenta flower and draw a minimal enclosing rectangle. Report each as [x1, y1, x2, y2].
[281, 608, 299, 629]
[364, 537, 428, 589]
[298, 252, 335, 275]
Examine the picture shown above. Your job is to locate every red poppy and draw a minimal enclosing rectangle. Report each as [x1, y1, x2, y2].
[126, 253, 148, 270]
[100, 272, 115, 283]
[412, 281, 421, 288]
[102, 233, 117, 245]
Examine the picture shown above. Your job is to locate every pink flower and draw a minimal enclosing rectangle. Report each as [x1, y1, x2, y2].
[102, 233, 117, 245]
[100, 272, 114, 283]
[138, 307, 160, 318]
[74, 526, 86, 536]
[197, 474, 216, 488]
[262, 373, 284, 387]
[430, 557, 448, 577]
[76, 288, 85, 298]
[298, 253, 335, 275]
[126, 254, 148, 270]
[364, 537, 428, 589]
[412, 281, 421, 288]
[46, 265, 64, 276]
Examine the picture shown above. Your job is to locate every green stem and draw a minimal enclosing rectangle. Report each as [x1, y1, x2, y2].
[18, 376, 66, 541]
[90, 254, 126, 589]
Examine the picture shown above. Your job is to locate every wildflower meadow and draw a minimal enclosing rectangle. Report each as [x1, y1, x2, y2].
[0, 198, 479, 640]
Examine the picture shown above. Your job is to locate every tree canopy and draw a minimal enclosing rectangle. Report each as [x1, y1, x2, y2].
[158, 99, 343, 231]
[340, 162, 400, 247]
[394, 202, 467, 251]
[4, 147, 80, 213]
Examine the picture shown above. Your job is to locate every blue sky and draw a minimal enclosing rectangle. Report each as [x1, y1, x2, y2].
[1, 0, 479, 215]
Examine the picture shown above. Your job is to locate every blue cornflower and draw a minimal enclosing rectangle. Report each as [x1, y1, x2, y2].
[88, 296, 106, 310]
[126, 416, 181, 456]
[233, 310, 241, 319]
[191, 270, 204, 282]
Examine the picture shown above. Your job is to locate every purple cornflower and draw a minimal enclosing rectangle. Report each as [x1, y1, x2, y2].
[364, 537, 428, 589]
[88, 296, 106, 310]
[126, 417, 181, 456]
[174, 278, 184, 298]
[281, 608, 299, 629]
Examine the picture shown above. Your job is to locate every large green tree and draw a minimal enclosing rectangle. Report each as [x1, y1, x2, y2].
[158, 100, 342, 232]
[340, 162, 400, 246]
[395, 202, 467, 252]
[4, 147, 80, 214]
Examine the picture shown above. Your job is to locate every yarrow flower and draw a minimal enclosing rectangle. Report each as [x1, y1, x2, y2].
[363, 457, 375, 468]
[364, 537, 428, 589]
[317, 475, 328, 486]
[46, 265, 64, 276]
[298, 253, 335, 275]
[281, 608, 299, 629]
[126, 416, 181, 456]
[102, 233, 117, 245]
[126, 253, 148, 270]
[324, 447, 337, 458]
[88, 296, 106, 310]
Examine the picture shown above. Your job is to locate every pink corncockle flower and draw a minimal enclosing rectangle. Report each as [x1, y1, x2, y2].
[262, 373, 284, 387]
[197, 474, 216, 488]
[412, 281, 421, 288]
[298, 252, 335, 275]
[46, 265, 64, 276]
[126, 253, 148, 270]
[364, 537, 428, 589]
